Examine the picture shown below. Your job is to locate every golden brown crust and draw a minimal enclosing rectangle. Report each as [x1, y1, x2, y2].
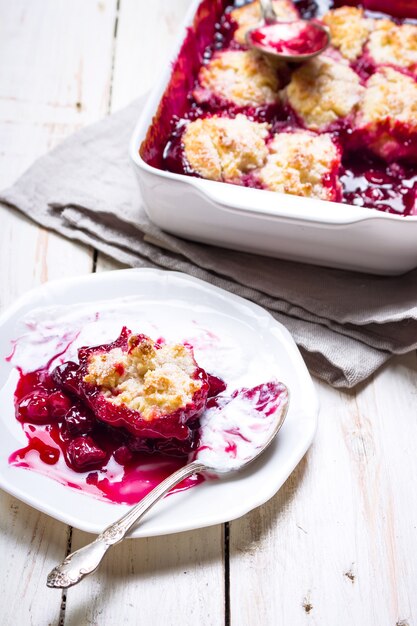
[196, 50, 281, 107]
[367, 20, 417, 69]
[84, 337, 202, 421]
[356, 67, 417, 128]
[284, 56, 364, 130]
[182, 115, 269, 182]
[322, 7, 374, 61]
[259, 131, 341, 201]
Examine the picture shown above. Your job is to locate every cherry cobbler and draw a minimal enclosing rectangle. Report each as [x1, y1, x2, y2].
[140, 0, 417, 216]
[10, 322, 282, 504]
[13, 329, 212, 474]
[76, 328, 209, 440]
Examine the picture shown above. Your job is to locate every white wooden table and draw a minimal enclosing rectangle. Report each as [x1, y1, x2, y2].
[0, 2, 416, 624]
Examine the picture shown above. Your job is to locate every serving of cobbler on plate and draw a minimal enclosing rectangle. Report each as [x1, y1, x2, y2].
[10, 327, 216, 501]
[7, 294, 290, 507]
[141, 0, 417, 217]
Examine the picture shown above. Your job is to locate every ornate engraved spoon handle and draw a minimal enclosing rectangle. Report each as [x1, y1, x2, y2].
[47, 460, 206, 589]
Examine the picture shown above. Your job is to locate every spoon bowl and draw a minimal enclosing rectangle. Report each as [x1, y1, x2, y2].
[247, 0, 330, 62]
[247, 19, 330, 62]
[46, 380, 289, 589]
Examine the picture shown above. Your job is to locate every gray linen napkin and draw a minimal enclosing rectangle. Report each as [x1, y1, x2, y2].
[1, 98, 416, 388]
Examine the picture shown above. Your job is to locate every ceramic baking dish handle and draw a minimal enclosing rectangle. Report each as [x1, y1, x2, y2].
[189, 177, 376, 226]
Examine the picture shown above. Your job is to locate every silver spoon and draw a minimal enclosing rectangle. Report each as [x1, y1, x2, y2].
[247, 0, 330, 62]
[46, 381, 289, 589]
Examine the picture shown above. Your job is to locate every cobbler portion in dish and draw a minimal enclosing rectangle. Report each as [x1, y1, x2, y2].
[182, 115, 269, 182]
[141, 0, 417, 217]
[353, 67, 417, 161]
[322, 7, 374, 61]
[194, 49, 282, 107]
[258, 131, 342, 201]
[366, 19, 417, 71]
[283, 55, 364, 131]
[76, 327, 209, 440]
[10, 318, 286, 505]
[14, 329, 211, 473]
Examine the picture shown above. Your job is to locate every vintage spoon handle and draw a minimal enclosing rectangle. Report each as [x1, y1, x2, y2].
[259, 0, 277, 23]
[46, 460, 206, 589]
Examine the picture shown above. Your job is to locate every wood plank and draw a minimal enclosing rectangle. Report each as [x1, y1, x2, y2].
[0, 0, 118, 183]
[81, 3, 225, 625]
[109, 0, 192, 110]
[65, 527, 225, 626]
[0, 1, 118, 623]
[229, 352, 417, 626]
[95, 0, 191, 270]
[0, 207, 93, 314]
[0, 0, 121, 310]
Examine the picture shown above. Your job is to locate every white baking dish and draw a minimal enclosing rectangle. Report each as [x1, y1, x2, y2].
[130, 0, 417, 276]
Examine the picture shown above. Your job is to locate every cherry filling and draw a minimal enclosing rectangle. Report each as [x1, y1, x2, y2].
[363, 0, 417, 18]
[141, 0, 417, 217]
[340, 154, 417, 214]
[207, 374, 227, 397]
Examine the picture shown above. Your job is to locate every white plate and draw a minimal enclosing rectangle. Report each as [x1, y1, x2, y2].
[0, 269, 318, 537]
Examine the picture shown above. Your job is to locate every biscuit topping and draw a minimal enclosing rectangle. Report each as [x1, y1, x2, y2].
[284, 56, 364, 130]
[259, 131, 341, 201]
[84, 335, 203, 421]
[354, 67, 417, 160]
[195, 50, 281, 107]
[182, 115, 269, 182]
[357, 67, 417, 127]
[367, 20, 417, 70]
[322, 7, 374, 60]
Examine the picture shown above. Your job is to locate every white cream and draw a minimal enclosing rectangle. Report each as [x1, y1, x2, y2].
[196, 382, 288, 471]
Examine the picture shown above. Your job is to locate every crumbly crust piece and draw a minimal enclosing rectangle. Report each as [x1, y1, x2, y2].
[196, 50, 281, 107]
[259, 131, 341, 201]
[357, 67, 417, 126]
[84, 336, 202, 421]
[367, 20, 417, 70]
[352, 67, 417, 160]
[230, 0, 298, 45]
[284, 56, 364, 130]
[322, 7, 374, 61]
[182, 115, 269, 182]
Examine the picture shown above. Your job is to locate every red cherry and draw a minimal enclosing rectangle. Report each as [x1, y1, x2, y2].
[47, 391, 72, 420]
[64, 405, 95, 436]
[17, 393, 50, 424]
[66, 436, 107, 471]
[52, 362, 82, 397]
[113, 446, 134, 466]
[207, 374, 227, 397]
